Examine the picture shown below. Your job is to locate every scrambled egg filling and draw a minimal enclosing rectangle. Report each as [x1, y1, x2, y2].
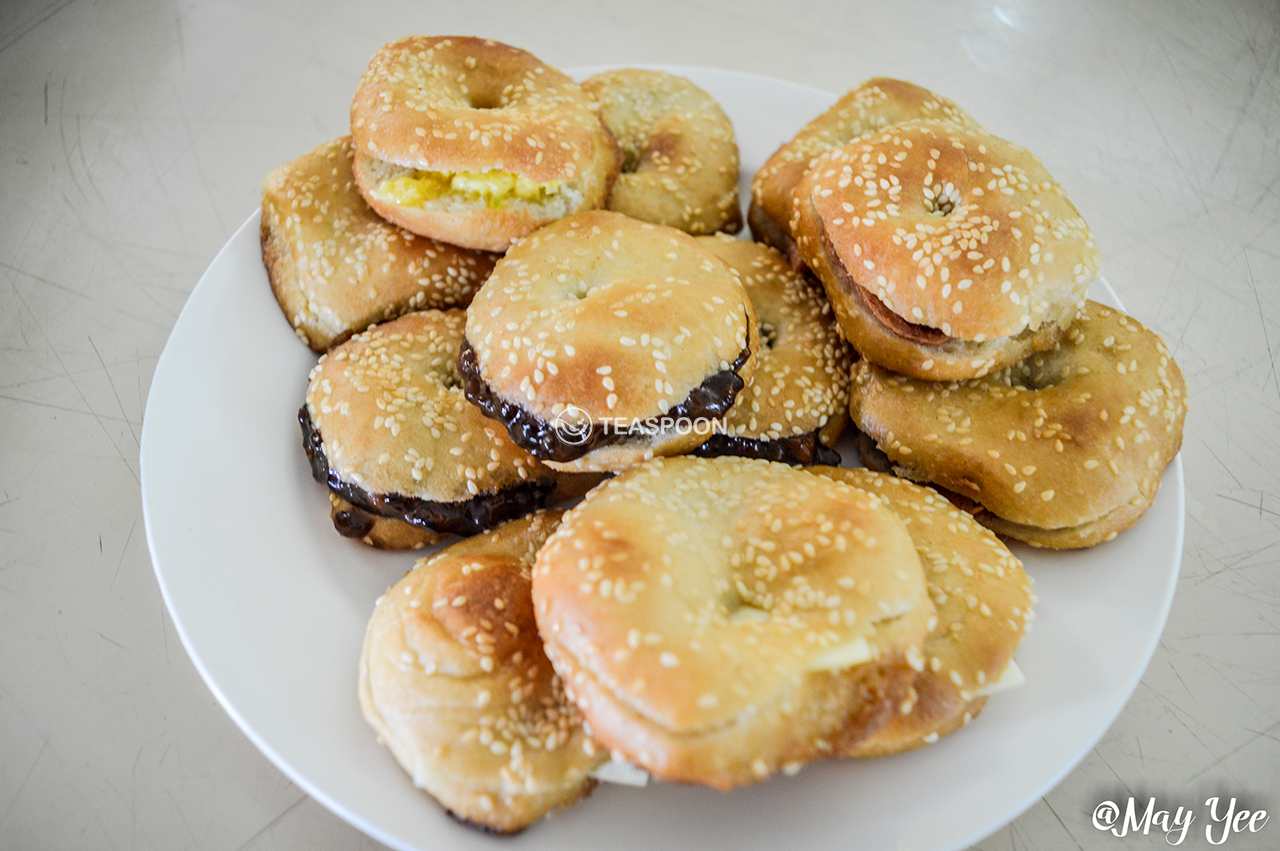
[375, 169, 564, 209]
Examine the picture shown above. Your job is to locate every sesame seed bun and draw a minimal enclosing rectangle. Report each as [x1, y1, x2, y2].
[690, 234, 854, 464]
[531, 456, 934, 790]
[350, 36, 620, 252]
[849, 301, 1188, 548]
[260, 136, 496, 352]
[793, 121, 1101, 380]
[302, 309, 560, 543]
[807, 468, 1035, 755]
[359, 510, 606, 834]
[583, 68, 743, 235]
[749, 78, 980, 266]
[460, 210, 758, 472]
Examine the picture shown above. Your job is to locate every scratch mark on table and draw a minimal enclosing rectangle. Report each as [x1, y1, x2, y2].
[110, 518, 137, 596]
[233, 794, 310, 851]
[89, 335, 140, 448]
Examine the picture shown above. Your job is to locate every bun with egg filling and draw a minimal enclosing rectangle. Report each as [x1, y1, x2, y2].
[792, 121, 1100, 380]
[350, 36, 621, 253]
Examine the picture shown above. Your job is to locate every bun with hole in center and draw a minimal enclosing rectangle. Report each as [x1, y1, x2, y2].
[792, 121, 1100, 380]
[350, 35, 620, 252]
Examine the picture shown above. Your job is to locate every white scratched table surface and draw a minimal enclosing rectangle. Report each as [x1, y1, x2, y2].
[2, 0, 1277, 849]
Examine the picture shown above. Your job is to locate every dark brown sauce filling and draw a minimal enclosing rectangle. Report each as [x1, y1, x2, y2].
[457, 338, 751, 463]
[692, 428, 841, 466]
[820, 222, 950, 346]
[299, 406, 555, 538]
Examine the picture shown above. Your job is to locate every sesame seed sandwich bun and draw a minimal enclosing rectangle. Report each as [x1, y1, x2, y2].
[850, 301, 1188, 549]
[750, 78, 981, 268]
[459, 210, 759, 473]
[359, 510, 608, 834]
[690, 234, 854, 465]
[350, 36, 621, 253]
[260, 136, 498, 353]
[792, 120, 1101, 381]
[301, 309, 561, 549]
[532, 456, 935, 790]
[582, 68, 743, 235]
[808, 468, 1035, 755]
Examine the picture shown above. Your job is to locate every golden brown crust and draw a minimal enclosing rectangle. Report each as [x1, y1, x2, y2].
[358, 510, 607, 834]
[807, 469, 1035, 755]
[694, 235, 853, 451]
[750, 78, 980, 258]
[260, 136, 496, 351]
[849, 301, 1188, 548]
[583, 69, 742, 235]
[462, 210, 758, 471]
[793, 121, 1099, 379]
[531, 456, 934, 789]
[305, 309, 556, 512]
[349, 36, 620, 251]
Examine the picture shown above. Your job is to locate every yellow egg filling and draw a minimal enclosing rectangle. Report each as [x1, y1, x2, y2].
[374, 169, 564, 209]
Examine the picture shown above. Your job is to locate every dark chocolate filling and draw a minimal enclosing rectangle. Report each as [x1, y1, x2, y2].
[457, 337, 752, 463]
[691, 428, 842, 466]
[299, 406, 555, 538]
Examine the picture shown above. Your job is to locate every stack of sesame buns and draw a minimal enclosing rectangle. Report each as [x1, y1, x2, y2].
[248, 36, 1188, 834]
[752, 75, 1183, 548]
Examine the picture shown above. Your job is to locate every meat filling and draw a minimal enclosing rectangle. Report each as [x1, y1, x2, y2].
[821, 222, 950, 346]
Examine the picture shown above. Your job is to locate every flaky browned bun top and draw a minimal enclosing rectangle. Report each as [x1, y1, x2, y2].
[532, 455, 933, 789]
[359, 510, 606, 833]
[808, 468, 1034, 756]
[304, 309, 554, 505]
[463, 210, 756, 425]
[849, 301, 1187, 548]
[793, 121, 1100, 345]
[750, 78, 980, 258]
[260, 136, 496, 352]
[584, 68, 743, 235]
[351, 35, 613, 184]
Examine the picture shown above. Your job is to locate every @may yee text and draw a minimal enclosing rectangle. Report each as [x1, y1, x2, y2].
[1092, 796, 1269, 845]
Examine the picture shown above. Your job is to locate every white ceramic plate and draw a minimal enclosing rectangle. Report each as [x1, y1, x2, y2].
[140, 67, 1184, 851]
